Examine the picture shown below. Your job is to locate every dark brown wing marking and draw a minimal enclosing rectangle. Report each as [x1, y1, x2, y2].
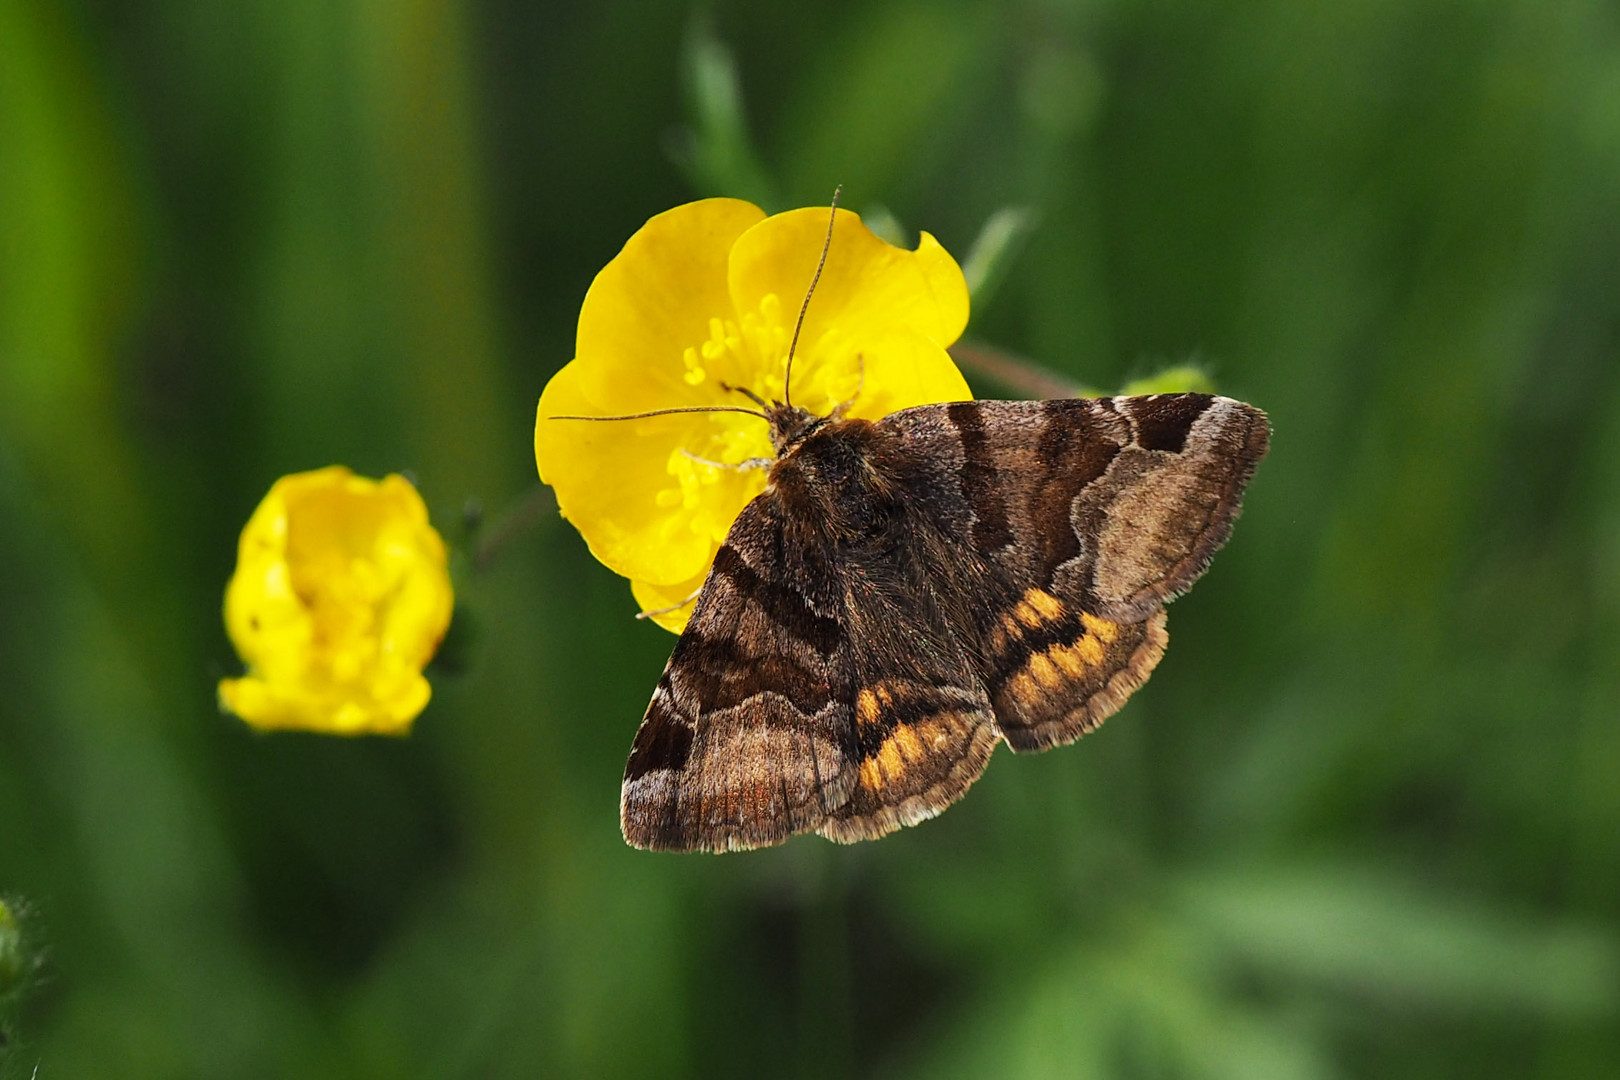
[620, 497, 857, 853]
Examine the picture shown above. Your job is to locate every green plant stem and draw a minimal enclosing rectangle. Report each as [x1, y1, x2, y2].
[472, 483, 556, 572]
[949, 340, 1095, 399]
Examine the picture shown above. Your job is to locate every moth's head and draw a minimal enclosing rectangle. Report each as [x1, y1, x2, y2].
[766, 404, 828, 456]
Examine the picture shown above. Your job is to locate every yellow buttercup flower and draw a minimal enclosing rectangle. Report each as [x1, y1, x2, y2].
[534, 198, 972, 632]
[219, 466, 454, 735]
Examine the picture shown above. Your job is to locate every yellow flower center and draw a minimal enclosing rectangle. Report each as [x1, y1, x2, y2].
[679, 292, 791, 397]
[295, 553, 386, 684]
[647, 293, 876, 547]
[649, 293, 799, 545]
[283, 500, 417, 692]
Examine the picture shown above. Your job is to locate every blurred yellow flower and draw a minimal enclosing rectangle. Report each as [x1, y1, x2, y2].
[219, 467, 454, 736]
[534, 198, 972, 632]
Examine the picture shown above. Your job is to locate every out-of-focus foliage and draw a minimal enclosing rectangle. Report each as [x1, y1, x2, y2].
[3, 0, 1620, 1076]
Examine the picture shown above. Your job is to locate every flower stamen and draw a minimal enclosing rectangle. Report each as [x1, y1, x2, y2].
[682, 346, 706, 386]
[679, 448, 771, 472]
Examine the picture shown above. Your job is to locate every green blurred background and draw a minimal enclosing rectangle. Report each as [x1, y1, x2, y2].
[5, 0, 1620, 1075]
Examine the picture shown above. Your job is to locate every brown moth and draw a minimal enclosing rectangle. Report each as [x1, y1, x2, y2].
[620, 390, 1269, 851]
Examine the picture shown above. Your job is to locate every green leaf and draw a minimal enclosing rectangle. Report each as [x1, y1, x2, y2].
[1180, 865, 1620, 1018]
[671, 16, 778, 209]
[893, 918, 1337, 1080]
[1119, 364, 1217, 396]
[961, 206, 1035, 316]
[859, 202, 910, 247]
[777, 0, 988, 205]
[0, 899, 23, 998]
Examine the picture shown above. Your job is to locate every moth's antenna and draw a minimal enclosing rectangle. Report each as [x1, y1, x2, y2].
[550, 404, 769, 423]
[783, 185, 841, 409]
[719, 381, 771, 411]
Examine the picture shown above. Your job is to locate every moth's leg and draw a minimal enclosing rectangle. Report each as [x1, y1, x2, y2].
[635, 587, 702, 621]
[679, 448, 772, 472]
[831, 353, 867, 420]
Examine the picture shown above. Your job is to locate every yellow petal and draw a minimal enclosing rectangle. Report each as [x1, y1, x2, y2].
[374, 476, 454, 667]
[536, 359, 768, 586]
[776, 325, 972, 422]
[217, 674, 425, 736]
[727, 209, 970, 382]
[575, 198, 766, 412]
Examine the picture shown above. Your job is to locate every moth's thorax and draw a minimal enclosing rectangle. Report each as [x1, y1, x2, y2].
[765, 414, 894, 539]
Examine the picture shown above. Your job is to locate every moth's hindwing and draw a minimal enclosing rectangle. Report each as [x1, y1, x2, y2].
[815, 527, 1000, 844]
